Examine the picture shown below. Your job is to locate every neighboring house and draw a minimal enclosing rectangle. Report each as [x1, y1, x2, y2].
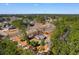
[0, 17, 10, 23]
[2, 23, 16, 30]
[10, 16, 17, 21]
[0, 18, 6, 22]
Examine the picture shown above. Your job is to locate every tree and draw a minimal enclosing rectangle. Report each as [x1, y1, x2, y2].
[29, 41, 39, 47]
[11, 20, 24, 29]
[0, 37, 33, 55]
[35, 16, 46, 24]
[51, 16, 79, 55]
[0, 37, 17, 55]
[40, 39, 45, 46]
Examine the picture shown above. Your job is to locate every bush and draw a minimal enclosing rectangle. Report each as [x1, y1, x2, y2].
[29, 41, 39, 47]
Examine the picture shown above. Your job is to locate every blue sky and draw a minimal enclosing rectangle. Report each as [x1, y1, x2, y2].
[0, 3, 79, 14]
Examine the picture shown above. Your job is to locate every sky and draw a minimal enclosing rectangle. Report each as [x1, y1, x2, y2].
[0, 3, 79, 14]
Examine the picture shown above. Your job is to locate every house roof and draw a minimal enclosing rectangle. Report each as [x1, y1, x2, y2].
[35, 34, 46, 40]
[0, 18, 5, 22]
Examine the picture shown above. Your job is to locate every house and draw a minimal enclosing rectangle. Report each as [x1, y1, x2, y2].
[10, 16, 17, 21]
[0, 17, 10, 23]
[0, 18, 6, 22]
[2, 23, 16, 30]
[9, 26, 16, 29]
[0, 34, 5, 39]
[27, 34, 34, 40]
[35, 34, 46, 40]
[29, 21, 35, 26]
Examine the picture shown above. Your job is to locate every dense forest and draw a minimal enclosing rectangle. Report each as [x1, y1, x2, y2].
[51, 16, 79, 55]
[0, 15, 79, 55]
